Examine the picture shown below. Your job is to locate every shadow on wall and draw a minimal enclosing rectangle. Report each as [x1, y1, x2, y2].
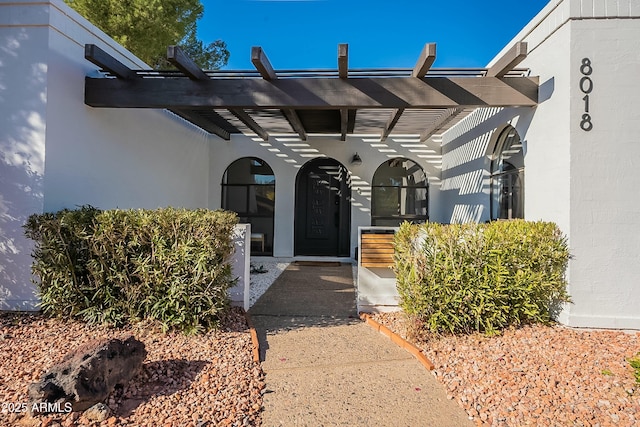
[0, 28, 47, 309]
[239, 134, 441, 207]
[440, 107, 534, 224]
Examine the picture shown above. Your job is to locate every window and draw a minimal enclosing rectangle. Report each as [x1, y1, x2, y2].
[222, 157, 275, 255]
[371, 158, 428, 226]
[490, 126, 524, 220]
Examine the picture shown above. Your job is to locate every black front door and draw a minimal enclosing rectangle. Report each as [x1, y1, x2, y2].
[295, 158, 350, 256]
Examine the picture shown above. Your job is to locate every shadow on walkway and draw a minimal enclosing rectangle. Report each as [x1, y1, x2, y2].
[249, 263, 358, 361]
[248, 263, 473, 427]
[250, 263, 357, 319]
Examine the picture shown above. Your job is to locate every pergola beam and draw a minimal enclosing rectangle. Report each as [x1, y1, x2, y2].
[251, 46, 306, 139]
[412, 43, 437, 78]
[340, 108, 348, 141]
[84, 42, 539, 139]
[251, 46, 277, 80]
[86, 76, 539, 109]
[420, 108, 464, 142]
[486, 42, 528, 78]
[338, 44, 348, 79]
[229, 108, 269, 141]
[84, 44, 138, 80]
[381, 43, 437, 140]
[380, 108, 404, 141]
[282, 109, 307, 140]
[167, 45, 209, 80]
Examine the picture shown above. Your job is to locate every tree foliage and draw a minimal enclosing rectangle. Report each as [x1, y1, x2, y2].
[65, 0, 229, 69]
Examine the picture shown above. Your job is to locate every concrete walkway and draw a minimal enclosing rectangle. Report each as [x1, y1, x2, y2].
[248, 263, 473, 427]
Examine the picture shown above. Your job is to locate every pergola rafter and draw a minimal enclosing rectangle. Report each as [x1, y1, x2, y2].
[338, 43, 353, 141]
[486, 42, 528, 78]
[381, 43, 438, 141]
[165, 45, 234, 139]
[172, 109, 231, 140]
[167, 45, 209, 81]
[251, 46, 306, 140]
[420, 107, 465, 142]
[85, 44, 138, 80]
[229, 108, 269, 141]
[83, 42, 538, 141]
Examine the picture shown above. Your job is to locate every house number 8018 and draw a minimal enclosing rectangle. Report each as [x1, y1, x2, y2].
[579, 58, 593, 131]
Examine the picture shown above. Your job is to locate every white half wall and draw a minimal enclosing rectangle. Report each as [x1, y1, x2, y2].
[229, 224, 250, 310]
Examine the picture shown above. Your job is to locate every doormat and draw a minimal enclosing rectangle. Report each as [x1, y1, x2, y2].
[294, 261, 342, 267]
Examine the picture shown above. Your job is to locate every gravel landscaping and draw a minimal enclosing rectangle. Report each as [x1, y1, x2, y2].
[248, 261, 289, 307]
[0, 308, 263, 427]
[373, 312, 640, 427]
[3, 261, 640, 427]
[0, 260, 288, 427]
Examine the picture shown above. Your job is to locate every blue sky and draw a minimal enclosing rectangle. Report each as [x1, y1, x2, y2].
[199, 0, 550, 70]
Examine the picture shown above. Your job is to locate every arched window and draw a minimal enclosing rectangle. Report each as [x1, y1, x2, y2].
[490, 126, 524, 220]
[222, 157, 275, 255]
[371, 158, 428, 226]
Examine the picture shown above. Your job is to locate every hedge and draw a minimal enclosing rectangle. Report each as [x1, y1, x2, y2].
[24, 206, 238, 334]
[394, 220, 571, 335]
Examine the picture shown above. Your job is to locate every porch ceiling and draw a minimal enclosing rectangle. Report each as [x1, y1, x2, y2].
[84, 42, 536, 142]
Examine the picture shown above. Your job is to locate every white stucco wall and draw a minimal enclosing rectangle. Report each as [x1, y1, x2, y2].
[441, 0, 640, 329]
[440, 107, 537, 224]
[565, 18, 640, 328]
[207, 134, 443, 259]
[0, 4, 49, 309]
[4, 0, 639, 329]
[229, 224, 251, 310]
[42, 2, 210, 212]
[0, 0, 211, 309]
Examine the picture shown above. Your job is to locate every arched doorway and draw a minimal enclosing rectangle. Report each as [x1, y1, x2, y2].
[221, 157, 275, 255]
[295, 158, 351, 256]
[371, 158, 428, 226]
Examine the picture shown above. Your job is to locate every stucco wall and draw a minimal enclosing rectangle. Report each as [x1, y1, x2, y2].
[497, 0, 640, 329]
[42, 2, 210, 212]
[0, 0, 211, 309]
[207, 134, 443, 258]
[3, 0, 639, 329]
[441, 0, 640, 329]
[0, 4, 49, 309]
[440, 107, 537, 224]
[566, 18, 640, 328]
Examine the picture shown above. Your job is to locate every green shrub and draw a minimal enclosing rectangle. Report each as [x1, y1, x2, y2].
[394, 220, 571, 335]
[630, 354, 640, 385]
[24, 207, 238, 334]
[23, 205, 100, 317]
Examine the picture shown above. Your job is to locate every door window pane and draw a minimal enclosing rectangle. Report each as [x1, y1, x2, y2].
[491, 127, 525, 220]
[371, 158, 428, 226]
[222, 157, 275, 255]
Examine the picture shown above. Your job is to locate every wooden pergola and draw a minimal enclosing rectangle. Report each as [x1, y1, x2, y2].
[84, 42, 536, 142]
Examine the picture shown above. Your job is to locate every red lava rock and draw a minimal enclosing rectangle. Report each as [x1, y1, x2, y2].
[372, 312, 640, 426]
[0, 308, 264, 427]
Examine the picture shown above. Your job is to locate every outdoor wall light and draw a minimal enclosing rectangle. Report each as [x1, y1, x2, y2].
[351, 153, 362, 165]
